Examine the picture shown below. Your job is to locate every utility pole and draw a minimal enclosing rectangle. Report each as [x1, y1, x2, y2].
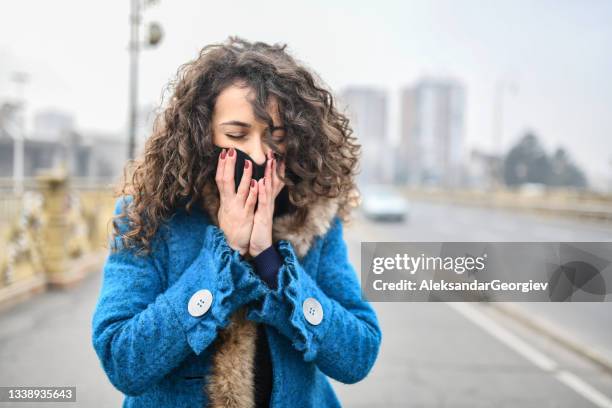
[126, 0, 163, 161]
[127, 0, 141, 161]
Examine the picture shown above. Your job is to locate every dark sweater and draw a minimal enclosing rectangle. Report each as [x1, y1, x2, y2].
[253, 323, 273, 407]
[252, 244, 282, 290]
[251, 244, 283, 407]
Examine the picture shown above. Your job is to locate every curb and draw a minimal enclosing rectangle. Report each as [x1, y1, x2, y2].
[0, 275, 47, 313]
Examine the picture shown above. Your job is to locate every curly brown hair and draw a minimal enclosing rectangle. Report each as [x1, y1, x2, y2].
[111, 36, 361, 255]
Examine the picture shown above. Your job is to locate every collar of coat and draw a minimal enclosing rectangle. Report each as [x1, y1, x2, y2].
[199, 185, 341, 408]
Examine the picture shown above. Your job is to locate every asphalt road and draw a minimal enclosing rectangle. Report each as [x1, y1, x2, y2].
[334, 200, 612, 407]
[0, 200, 611, 407]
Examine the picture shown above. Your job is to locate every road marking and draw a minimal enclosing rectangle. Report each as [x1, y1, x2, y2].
[493, 303, 612, 375]
[448, 302, 612, 408]
[556, 371, 612, 408]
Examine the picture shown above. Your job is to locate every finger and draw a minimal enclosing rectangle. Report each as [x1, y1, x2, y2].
[273, 158, 285, 196]
[264, 153, 273, 197]
[223, 147, 237, 196]
[257, 178, 268, 208]
[245, 178, 258, 213]
[278, 158, 286, 178]
[215, 148, 227, 196]
[236, 158, 253, 204]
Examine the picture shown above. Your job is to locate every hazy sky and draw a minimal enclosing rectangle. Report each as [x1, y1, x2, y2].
[1, 0, 611, 180]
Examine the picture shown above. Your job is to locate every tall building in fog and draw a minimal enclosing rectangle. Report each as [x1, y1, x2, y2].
[398, 79, 465, 186]
[339, 87, 389, 185]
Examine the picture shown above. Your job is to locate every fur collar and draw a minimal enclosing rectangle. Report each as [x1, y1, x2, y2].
[199, 186, 341, 408]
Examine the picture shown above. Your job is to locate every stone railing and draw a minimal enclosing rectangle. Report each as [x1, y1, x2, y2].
[0, 171, 116, 309]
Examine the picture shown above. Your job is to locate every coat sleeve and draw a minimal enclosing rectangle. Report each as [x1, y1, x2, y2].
[91, 196, 266, 396]
[245, 216, 382, 384]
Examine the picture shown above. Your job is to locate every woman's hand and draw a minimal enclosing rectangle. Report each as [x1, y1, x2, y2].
[249, 151, 286, 257]
[216, 147, 259, 256]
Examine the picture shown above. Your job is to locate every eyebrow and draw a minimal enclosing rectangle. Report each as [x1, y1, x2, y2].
[219, 120, 286, 131]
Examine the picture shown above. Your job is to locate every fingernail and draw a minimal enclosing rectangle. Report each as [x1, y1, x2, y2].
[250, 179, 255, 188]
[220, 149, 227, 159]
[229, 148, 235, 157]
[245, 160, 250, 169]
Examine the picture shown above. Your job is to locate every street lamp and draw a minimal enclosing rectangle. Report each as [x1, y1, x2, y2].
[127, 0, 164, 161]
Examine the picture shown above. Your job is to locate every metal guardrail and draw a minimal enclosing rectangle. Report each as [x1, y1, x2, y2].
[400, 187, 612, 222]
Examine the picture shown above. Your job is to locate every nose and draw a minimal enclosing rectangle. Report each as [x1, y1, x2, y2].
[244, 137, 269, 166]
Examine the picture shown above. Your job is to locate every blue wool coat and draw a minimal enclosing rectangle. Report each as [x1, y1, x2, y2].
[91, 195, 382, 407]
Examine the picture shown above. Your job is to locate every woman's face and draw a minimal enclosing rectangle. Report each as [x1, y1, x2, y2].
[212, 82, 287, 166]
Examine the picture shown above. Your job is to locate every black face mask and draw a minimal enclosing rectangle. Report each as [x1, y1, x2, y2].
[211, 145, 298, 218]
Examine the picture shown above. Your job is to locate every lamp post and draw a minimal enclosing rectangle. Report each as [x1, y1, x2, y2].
[127, 0, 163, 161]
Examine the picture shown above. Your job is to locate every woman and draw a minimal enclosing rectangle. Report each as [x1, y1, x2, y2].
[91, 36, 382, 408]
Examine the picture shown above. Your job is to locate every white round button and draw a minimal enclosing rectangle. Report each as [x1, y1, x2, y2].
[302, 297, 323, 325]
[188, 289, 213, 317]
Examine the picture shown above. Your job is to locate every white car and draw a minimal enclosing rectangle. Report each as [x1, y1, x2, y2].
[360, 185, 409, 222]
